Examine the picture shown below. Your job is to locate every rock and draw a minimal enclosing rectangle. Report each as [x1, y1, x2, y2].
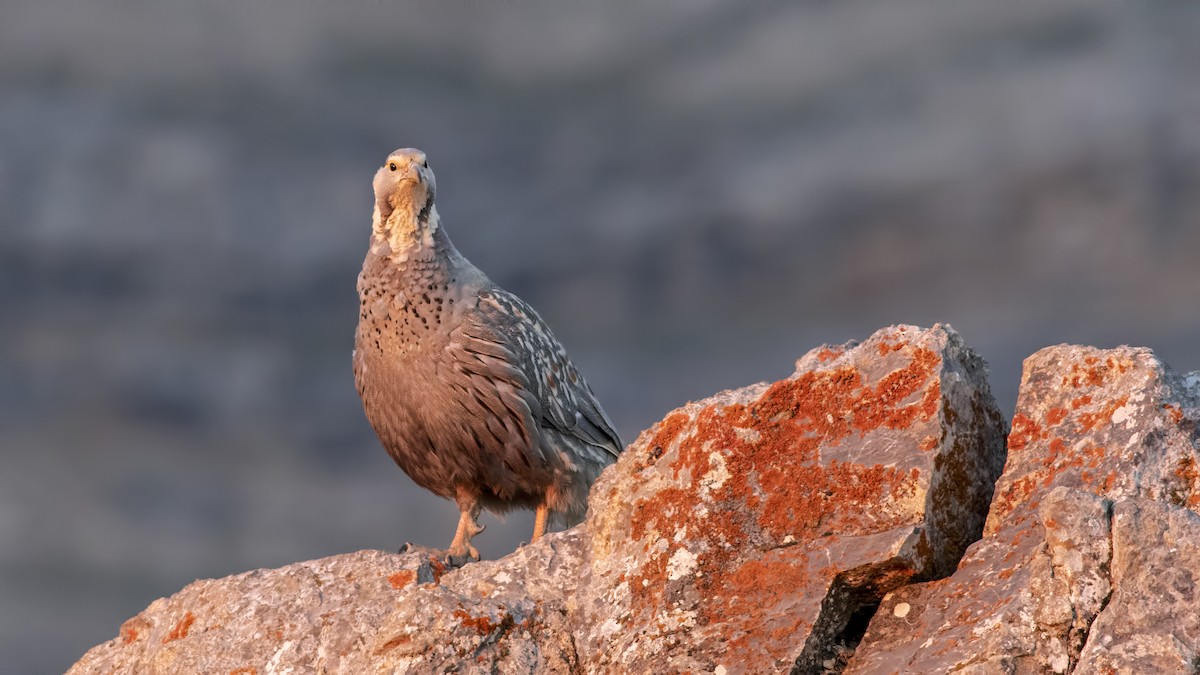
[847, 345, 1200, 674]
[68, 324, 1008, 674]
[1076, 498, 1200, 673]
[574, 323, 1007, 673]
[65, 550, 443, 675]
[67, 539, 588, 675]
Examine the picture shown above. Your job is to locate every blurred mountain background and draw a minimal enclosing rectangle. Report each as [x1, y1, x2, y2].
[3, 1, 1198, 671]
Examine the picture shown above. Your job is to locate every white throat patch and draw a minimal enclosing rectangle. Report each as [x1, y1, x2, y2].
[371, 202, 440, 259]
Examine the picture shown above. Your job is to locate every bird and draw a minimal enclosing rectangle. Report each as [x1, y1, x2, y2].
[353, 148, 623, 565]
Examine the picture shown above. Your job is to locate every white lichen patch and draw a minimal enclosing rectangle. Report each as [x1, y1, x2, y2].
[672, 609, 698, 629]
[732, 427, 762, 444]
[667, 547, 699, 581]
[700, 452, 731, 492]
[1112, 401, 1137, 428]
[972, 615, 1003, 637]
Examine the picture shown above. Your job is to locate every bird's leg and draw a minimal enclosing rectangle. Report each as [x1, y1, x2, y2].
[531, 502, 549, 543]
[446, 491, 484, 566]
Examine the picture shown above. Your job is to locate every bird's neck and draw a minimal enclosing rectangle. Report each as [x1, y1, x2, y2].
[370, 204, 457, 264]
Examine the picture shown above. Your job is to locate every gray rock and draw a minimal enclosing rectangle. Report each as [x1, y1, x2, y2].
[847, 346, 1200, 674]
[846, 486, 1111, 674]
[1075, 498, 1200, 673]
[65, 550, 441, 674]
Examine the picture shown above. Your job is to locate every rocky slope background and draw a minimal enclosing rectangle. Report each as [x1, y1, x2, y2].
[70, 325, 1200, 673]
[6, 2, 1200, 671]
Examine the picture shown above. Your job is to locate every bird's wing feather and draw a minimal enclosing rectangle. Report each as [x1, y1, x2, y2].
[444, 332, 550, 476]
[459, 289, 622, 459]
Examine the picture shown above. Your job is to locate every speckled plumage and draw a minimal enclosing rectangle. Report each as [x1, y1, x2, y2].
[353, 148, 622, 562]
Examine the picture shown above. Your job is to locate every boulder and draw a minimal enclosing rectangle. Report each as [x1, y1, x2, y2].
[847, 346, 1200, 674]
[574, 323, 1006, 672]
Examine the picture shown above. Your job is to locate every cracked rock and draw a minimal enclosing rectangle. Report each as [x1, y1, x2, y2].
[1075, 498, 1200, 673]
[847, 345, 1200, 674]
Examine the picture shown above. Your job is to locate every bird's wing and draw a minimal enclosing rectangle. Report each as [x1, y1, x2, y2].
[455, 288, 623, 459]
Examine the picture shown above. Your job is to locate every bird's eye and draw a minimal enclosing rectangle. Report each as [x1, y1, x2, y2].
[389, 162, 397, 171]
[421, 159, 428, 168]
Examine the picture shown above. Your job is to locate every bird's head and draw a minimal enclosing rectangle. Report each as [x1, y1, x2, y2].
[371, 148, 440, 254]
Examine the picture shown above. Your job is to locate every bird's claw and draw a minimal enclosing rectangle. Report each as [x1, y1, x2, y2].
[398, 542, 480, 569]
[444, 544, 480, 568]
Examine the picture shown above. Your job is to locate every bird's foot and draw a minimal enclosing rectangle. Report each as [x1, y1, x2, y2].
[444, 542, 481, 568]
[397, 542, 479, 569]
[445, 497, 485, 568]
[445, 520, 484, 567]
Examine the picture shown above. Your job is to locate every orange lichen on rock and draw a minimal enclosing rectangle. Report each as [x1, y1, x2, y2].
[428, 558, 447, 584]
[720, 555, 815, 663]
[629, 486, 694, 542]
[163, 611, 195, 643]
[1008, 414, 1043, 451]
[853, 348, 941, 433]
[994, 372, 1147, 524]
[229, 668, 258, 675]
[375, 633, 413, 654]
[754, 458, 920, 537]
[452, 608, 517, 637]
[624, 340, 939, 660]
[994, 474, 1040, 518]
[1001, 437, 1110, 514]
[119, 616, 149, 645]
[387, 570, 416, 589]
[1076, 395, 1130, 433]
[877, 340, 905, 356]
[1062, 356, 1129, 389]
[648, 412, 689, 467]
[1172, 455, 1200, 508]
[815, 346, 844, 362]
[1164, 403, 1185, 424]
[1176, 456, 1199, 484]
[720, 555, 812, 609]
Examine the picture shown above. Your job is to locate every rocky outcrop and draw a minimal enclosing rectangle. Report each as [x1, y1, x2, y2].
[70, 327, 1200, 674]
